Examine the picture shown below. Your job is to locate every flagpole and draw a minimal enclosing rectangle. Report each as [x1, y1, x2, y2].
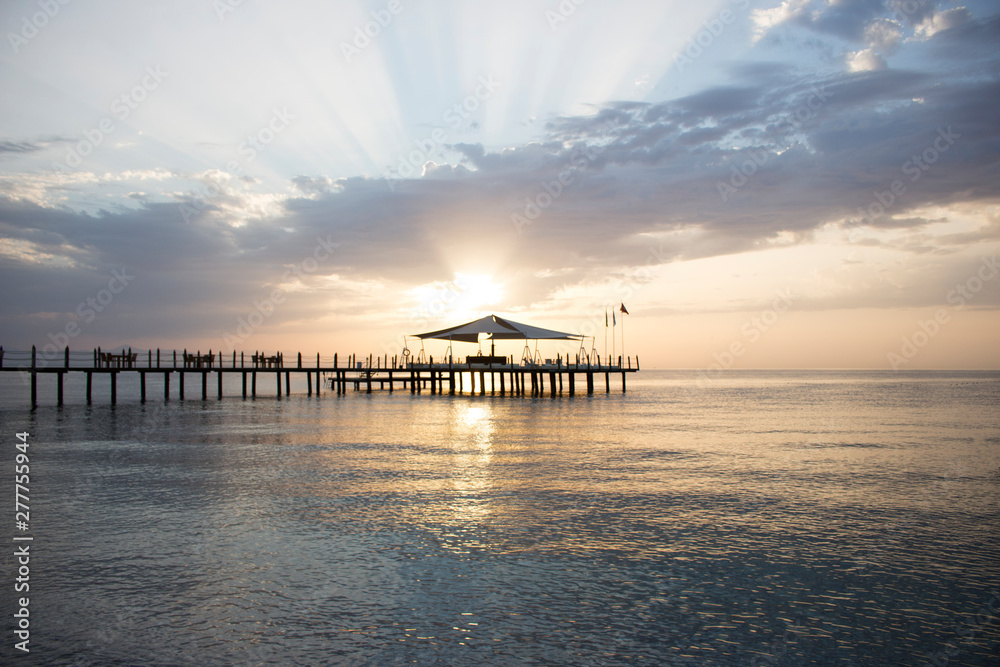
[604, 309, 608, 367]
[611, 307, 616, 364]
[621, 310, 625, 365]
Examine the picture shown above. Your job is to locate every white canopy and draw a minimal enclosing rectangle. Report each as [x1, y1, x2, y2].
[413, 314, 582, 344]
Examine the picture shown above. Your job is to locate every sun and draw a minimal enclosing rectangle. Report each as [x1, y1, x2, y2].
[452, 273, 504, 312]
[408, 273, 505, 322]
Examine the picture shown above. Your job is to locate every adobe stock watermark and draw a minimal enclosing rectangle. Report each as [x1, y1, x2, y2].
[847, 126, 960, 242]
[510, 143, 601, 233]
[410, 275, 470, 331]
[891, 0, 930, 23]
[510, 118, 618, 234]
[340, 0, 404, 63]
[697, 289, 796, 385]
[52, 66, 168, 171]
[179, 107, 295, 223]
[674, 0, 750, 72]
[545, 0, 588, 31]
[222, 235, 336, 346]
[7, 0, 71, 53]
[927, 590, 1000, 666]
[717, 84, 832, 203]
[754, 618, 806, 666]
[382, 74, 501, 191]
[550, 240, 674, 362]
[18, 268, 135, 384]
[213, 0, 246, 21]
[887, 252, 998, 370]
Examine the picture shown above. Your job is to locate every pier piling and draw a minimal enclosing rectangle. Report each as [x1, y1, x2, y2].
[2, 346, 636, 404]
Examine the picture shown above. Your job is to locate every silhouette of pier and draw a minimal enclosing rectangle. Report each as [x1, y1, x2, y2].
[0, 346, 638, 407]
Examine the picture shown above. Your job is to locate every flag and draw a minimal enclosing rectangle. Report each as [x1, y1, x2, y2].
[620, 302, 629, 315]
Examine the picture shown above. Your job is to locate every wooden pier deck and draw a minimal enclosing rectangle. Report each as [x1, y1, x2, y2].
[0, 346, 639, 407]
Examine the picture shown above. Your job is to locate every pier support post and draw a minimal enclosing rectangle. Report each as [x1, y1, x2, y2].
[286, 371, 291, 396]
[164, 372, 170, 401]
[140, 372, 146, 402]
[586, 372, 594, 394]
[550, 371, 557, 397]
[179, 372, 185, 400]
[242, 372, 247, 398]
[30, 346, 37, 409]
[307, 371, 312, 396]
[499, 371, 505, 394]
[218, 370, 223, 399]
[110, 372, 117, 405]
[568, 372, 575, 396]
[605, 372, 610, 393]
[316, 370, 321, 396]
[57, 372, 64, 406]
[276, 371, 281, 398]
[251, 371, 256, 397]
[621, 371, 626, 392]
[479, 371, 485, 396]
[87, 371, 93, 403]
[201, 372, 207, 400]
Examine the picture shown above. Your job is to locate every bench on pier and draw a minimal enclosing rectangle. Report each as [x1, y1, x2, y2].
[467, 355, 506, 366]
[99, 352, 138, 368]
[251, 353, 282, 368]
[183, 353, 215, 369]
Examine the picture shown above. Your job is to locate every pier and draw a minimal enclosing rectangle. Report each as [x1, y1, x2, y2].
[0, 346, 639, 407]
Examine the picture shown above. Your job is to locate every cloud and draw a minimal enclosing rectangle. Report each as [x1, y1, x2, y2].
[751, 1, 984, 71]
[914, 6, 973, 39]
[847, 48, 888, 72]
[291, 175, 336, 195]
[0, 140, 47, 155]
[751, 0, 812, 43]
[2, 5, 999, 348]
[863, 18, 903, 53]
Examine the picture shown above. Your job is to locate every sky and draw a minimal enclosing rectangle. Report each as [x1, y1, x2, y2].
[1, 0, 998, 370]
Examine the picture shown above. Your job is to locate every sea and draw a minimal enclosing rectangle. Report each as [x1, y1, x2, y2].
[0, 369, 997, 666]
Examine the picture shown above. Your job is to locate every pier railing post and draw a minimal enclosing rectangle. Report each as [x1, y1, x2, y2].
[30, 345, 37, 408]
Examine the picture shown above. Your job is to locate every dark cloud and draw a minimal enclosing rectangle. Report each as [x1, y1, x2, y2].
[0, 136, 70, 156]
[2, 11, 999, 347]
[0, 140, 44, 155]
[789, 0, 887, 42]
